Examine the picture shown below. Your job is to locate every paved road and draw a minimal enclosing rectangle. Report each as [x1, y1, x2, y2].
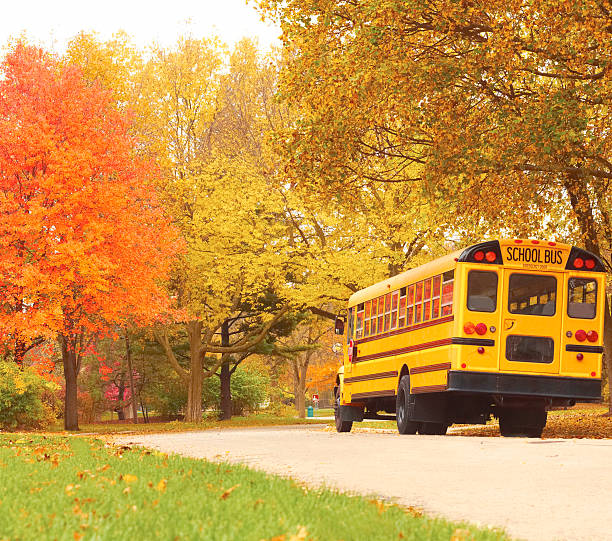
[115, 426, 612, 541]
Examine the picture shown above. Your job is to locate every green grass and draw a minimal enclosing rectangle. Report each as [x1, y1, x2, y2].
[312, 408, 334, 417]
[47, 414, 329, 435]
[0, 434, 509, 541]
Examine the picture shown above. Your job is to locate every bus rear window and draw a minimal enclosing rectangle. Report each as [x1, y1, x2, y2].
[568, 278, 597, 319]
[508, 274, 556, 316]
[467, 271, 498, 312]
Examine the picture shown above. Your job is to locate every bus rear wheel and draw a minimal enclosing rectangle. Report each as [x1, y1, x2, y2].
[396, 375, 419, 435]
[334, 388, 353, 433]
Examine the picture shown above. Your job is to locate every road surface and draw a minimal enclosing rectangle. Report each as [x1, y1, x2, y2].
[115, 426, 612, 541]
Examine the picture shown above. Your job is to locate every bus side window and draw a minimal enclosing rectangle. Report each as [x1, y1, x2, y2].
[356, 303, 364, 339]
[432, 275, 441, 318]
[384, 293, 392, 331]
[467, 270, 498, 312]
[398, 287, 406, 327]
[568, 278, 597, 319]
[391, 291, 399, 329]
[347, 307, 354, 344]
[414, 281, 423, 323]
[423, 278, 431, 321]
[441, 270, 454, 316]
[407, 285, 415, 325]
[371, 298, 378, 335]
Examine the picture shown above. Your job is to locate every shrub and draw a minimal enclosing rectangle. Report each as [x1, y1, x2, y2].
[0, 361, 58, 429]
[230, 366, 269, 416]
[146, 372, 187, 418]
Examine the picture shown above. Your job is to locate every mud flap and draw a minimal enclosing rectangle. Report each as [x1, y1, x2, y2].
[338, 405, 364, 422]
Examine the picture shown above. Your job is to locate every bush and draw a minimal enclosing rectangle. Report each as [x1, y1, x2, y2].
[0, 361, 58, 429]
[145, 372, 187, 418]
[230, 366, 269, 416]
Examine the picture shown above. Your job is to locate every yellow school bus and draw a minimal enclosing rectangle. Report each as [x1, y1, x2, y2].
[333, 239, 605, 437]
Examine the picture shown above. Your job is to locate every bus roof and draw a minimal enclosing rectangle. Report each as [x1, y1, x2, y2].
[348, 248, 462, 308]
[347, 239, 603, 308]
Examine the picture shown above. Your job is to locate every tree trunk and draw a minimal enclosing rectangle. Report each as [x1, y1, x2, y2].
[219, 320, 232, 420]
[220, 359, 232, 420]
[60, 336, 79, 431]
[125, 328, 138, 424]
[293, 359, 309, 418]
[296, 373, 306, 418]
[116, 374, 126, 420]
[185, 320, 203, 423]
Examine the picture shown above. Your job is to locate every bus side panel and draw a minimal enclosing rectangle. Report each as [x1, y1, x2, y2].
[347, 320, 456, 403]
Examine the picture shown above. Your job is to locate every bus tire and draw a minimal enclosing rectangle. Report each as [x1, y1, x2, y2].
[419, 422, 448, 435]
[334, 388, 353, 433]
[396, 375, 419, 435]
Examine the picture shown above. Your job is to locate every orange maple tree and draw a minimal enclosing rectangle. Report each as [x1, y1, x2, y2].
[0, 43, 179, 430]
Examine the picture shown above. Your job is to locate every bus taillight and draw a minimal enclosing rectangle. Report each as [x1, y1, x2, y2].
[575, 329, 587, 342]
[464, 322, 476, 334]
[573, 257, 584, 269]
[475, 323, 487, 335]
[474, 251, 485, 261]
[485, 251, 496, 262]
[587, 330, 598, 342]
[585, 259, 595, 270]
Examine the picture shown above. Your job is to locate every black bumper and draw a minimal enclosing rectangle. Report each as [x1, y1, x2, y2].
[447, 370, 601, 401]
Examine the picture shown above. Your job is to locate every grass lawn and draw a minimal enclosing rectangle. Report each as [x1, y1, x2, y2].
[312, 408, 334, 417]
[0, 434, 509, 541]
[47, 414, 329, 435]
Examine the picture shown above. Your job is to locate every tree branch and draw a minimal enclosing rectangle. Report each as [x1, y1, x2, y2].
[154, 329, 190, 384]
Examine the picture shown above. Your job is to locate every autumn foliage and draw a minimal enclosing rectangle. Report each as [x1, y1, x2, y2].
[0, 43, 179, 429]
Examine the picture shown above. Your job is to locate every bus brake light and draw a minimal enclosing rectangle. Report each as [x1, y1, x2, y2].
[475, 323, 487, 335]
[585, 259, 595, 270]
[587, 330, 598, 342]
[575, 329, 587, 342]
[485, 251, 496, 262]
[464, 322, 476, 334]
[573, 257, 584, 269]
[474, 251, 485, 261]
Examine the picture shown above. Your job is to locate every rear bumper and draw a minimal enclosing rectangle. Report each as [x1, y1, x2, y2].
[447, 370, 601, 401]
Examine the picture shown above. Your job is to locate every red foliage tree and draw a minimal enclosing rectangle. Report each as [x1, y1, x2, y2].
[0, 43, 179, 430]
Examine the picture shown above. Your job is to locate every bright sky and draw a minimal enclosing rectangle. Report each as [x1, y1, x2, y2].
[0, 0, 281, 52]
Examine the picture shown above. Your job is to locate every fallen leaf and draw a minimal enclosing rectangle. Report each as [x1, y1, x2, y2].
[156, 479, 167, 493]
[220, 484, 240, 500]
[120, 474, 138, 484]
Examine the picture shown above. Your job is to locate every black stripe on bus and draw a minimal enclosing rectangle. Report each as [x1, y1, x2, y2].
[345, 371, 398, 384]
[351, 390, 396, 400]
[565, 344, 604, 354]
[451, 337, 495, 347]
